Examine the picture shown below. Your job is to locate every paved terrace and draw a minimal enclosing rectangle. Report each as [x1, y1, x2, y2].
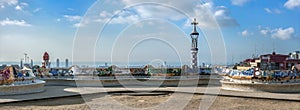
[1, 85, 300, 104]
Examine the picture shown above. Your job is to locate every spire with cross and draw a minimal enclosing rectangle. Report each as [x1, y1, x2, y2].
[190, 18, 199, 69]
[191, 18, 199, 36]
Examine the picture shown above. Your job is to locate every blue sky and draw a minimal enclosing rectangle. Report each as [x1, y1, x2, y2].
[0, 0, 299, 66]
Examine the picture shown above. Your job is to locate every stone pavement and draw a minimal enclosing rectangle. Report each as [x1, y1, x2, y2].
[1, 85, 300, 104]
[0, 86, 78, 103]
[64, 86, 300, 101]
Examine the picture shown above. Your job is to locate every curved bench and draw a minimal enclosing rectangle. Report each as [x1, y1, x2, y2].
[0, 80, 45, 95]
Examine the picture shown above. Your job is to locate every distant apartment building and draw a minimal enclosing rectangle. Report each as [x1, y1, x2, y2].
[238, 51, 300, 70]
[289, 51, 300, 59]
[260, 52, 289, 70]
[285, 51, 300, 69]
[237, 58, 260, 70]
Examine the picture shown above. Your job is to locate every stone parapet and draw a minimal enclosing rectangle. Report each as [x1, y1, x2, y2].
[0, 80, 45, 95]
[221, 80, 300, 93]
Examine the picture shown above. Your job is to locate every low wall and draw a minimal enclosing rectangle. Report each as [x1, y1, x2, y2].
[0, 80, 45, 95]
[221, 80, 300, 93]
[43, 78, 220, 87]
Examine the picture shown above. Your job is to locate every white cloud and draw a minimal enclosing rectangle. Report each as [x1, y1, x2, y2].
[99, 11, 112, 18]
[3, 1, 28, 11]
[15, 5, 21, 10]
[33, 8, 41, 13]
[192, 3, 215, 28]
[259, 27, 295, 40]
[214, 9, 226, 17]
[73, 20, 89, 28]
[240, 29, 254, 36]
[6, 0, 18, 5]
[134, 5, 185, 21]
[93, 1, 238, 28]
[0, 0, 29, 11]
[95, 10, 135, 24]
[241, 30, 248, 36]
[184, 2, 238, 28]
[273, 9, 281, 14]
[111, 14, 139, 24]
[271, 27, 294, 40]
[213, 6, 239, 27]
[231, 0, 250, 6]
[63, 15, 82, 21]
[0, 18, 31, 27]
[95, 5, 185, 24]
[264, 8, 281, 14]
[20, 2, 28, 6]
[67, 8, 74, 11]
[73, 18, 91, 28]
[63, 15, 91, 28]
[260, 29, 269, 35]
[284, 0, 300, 9]
[264, 8, 271, 13]
[73, 22, 84, 28]
[0, 0, 18, 6]
[96, 9, 145, 24]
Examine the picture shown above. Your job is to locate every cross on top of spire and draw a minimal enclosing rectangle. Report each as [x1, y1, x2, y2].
[191, 18, 198, 26]
[191, 18, 199, 35]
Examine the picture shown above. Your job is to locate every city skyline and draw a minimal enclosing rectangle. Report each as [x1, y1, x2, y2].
[0, 0, 299, 65]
